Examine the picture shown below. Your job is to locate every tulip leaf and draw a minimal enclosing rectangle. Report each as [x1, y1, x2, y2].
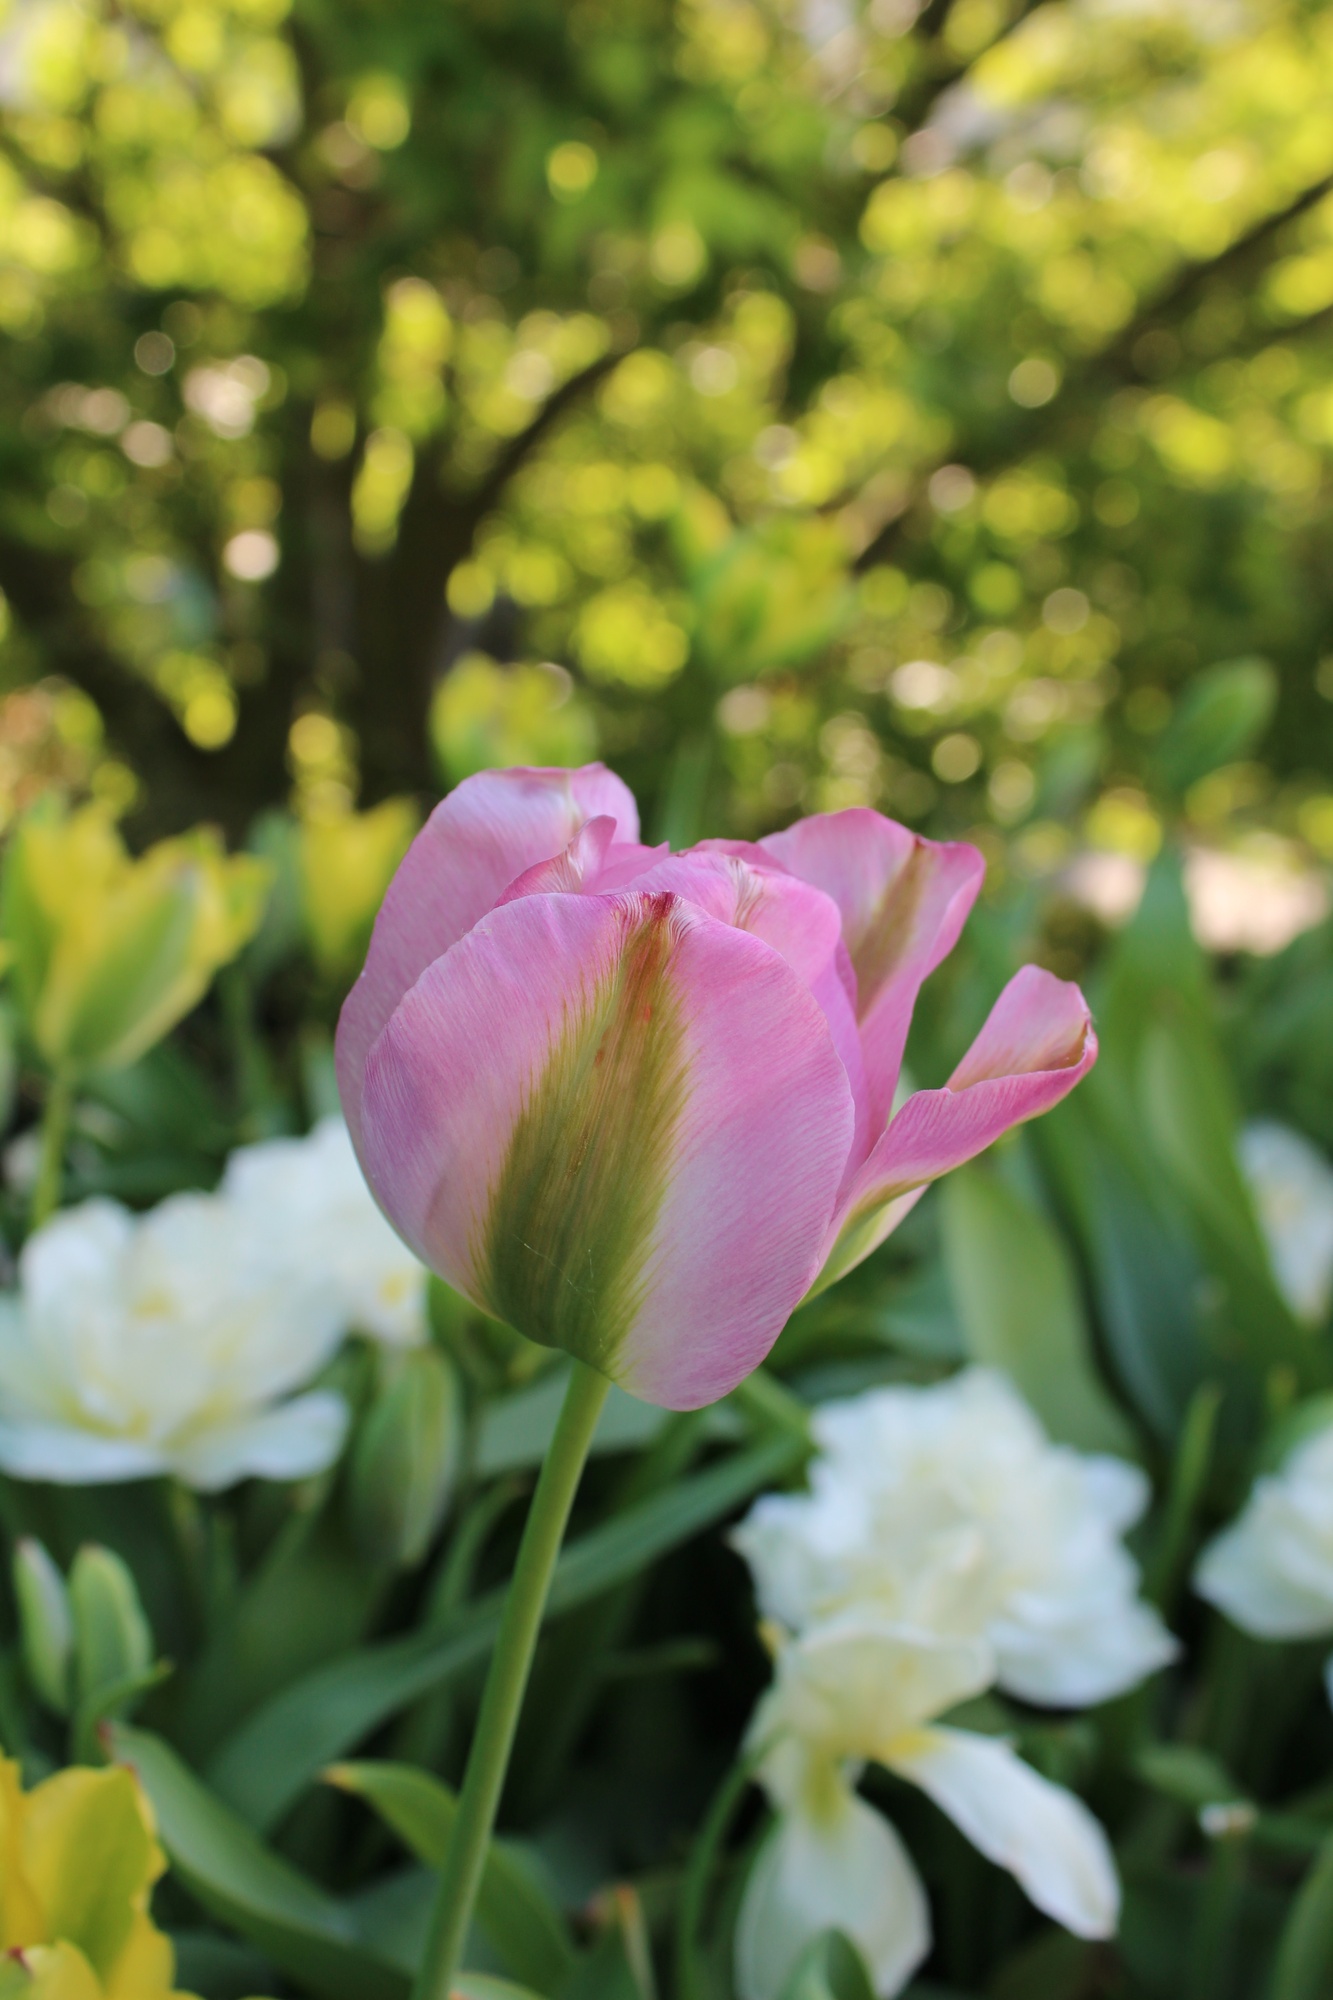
[1138, 1012, 1308, 1376]
[1149, 656, 1276, 799]
[326, 1761, 575, 1993]
[208, 1430, 803, 1832]
[453, 1982, 549, 2000]
[1270, 1829, 1333, 2000]
[778, 1930, 878, 2000]
[475, 1367, 667, 1476]
[941, 1163, 1136, 1456]
[1135, 1743, 1247, 1811]
[107, 1723, 408, 1999]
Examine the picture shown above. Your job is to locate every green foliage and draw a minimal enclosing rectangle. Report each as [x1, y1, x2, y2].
[1, 3, 1333, 1998]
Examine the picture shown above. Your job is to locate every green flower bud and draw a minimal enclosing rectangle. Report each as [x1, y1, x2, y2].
[349, 1347, 463, 1568]
[13, 1538, 73, 1716]
[68, 1545, 153, 1712]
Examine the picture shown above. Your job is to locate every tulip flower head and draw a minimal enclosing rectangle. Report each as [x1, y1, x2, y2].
[0, 1758, 199, 1997]
[736, 1618, 1120, 2000]
[1196, 1417, 1333, 1702]
[0, 800, 268, 1077]
[338, 765, 1097, 1408]
[0, 1193, 349, 1489]
[1239, 1120, 1333, 1327]
[223, 1115, 427, 1346]
[735, 1369, 1176, 1706]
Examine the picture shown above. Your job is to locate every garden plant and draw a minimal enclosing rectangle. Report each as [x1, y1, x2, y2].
[0, 2, 1331, 1999]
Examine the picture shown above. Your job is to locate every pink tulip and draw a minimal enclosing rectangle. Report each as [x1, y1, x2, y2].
[337, 765, 1096, 1409]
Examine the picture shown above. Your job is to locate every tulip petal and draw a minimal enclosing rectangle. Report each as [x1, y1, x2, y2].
[887, 1725, 1119, 1939]
[360, 889, 853, 1409]
[761, 811, 984, 1134]
[631, 851, 870, 1161]
[338, 764, 638, 1147]
[497, 818, 668, 903]
[735, 1788, 929, 2000]
[167, 1391, 350, 1492]
[817, 967, 1097, 1291]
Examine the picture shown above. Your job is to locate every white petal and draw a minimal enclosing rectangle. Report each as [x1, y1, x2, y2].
[1077, 1454, 1151, 1534]
[750, 1619, 993, 1779]
[735, 1788, 929, 2000]
[993, 1598, 1179, 1706]
[887, 1726, 1119, 1939]
[166, 1392, 349, 1492]
[0, 1419, 168, 1484]
[1194, 1503, 1333, 1639]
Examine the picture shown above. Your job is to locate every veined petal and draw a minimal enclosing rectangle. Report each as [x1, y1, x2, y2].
[360, 889, 853, 1409]
[816, 967, 1097, 1292]
[887, 1726, 1119, 1939]
[761, 811, 984, 1135]
[337, 764, 637, 1148]
[167, 1391, 350, 1492]
[497, 817, 668, 903]
[632, 851, 870, 1160]
[735, 1787, 929, 2000]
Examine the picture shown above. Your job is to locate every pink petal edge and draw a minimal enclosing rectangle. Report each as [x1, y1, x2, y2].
[817, 965, 1097, 1288]
[337, 764, 638, 1148]
[760, 810, 985, 1135]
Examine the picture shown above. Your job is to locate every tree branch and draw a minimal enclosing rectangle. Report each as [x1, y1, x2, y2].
[851, 167, 1333, 571]
[469, 350, 623, 522]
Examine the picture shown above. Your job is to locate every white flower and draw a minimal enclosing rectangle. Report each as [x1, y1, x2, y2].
[1238, 1120, 1333, 1326]
[223, 1115, 427, 1346]
[1196, 1421, 1333, 1701]
[736, 1618, 1120, 2000]
[0, 1195, 349, 1490]
[734, 1369, 1175, 1707]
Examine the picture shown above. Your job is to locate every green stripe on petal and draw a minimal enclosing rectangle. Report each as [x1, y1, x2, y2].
[478, 893, 687, 1377]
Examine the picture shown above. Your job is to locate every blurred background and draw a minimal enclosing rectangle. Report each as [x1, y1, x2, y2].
[5, 10, 1333, 1994]
[2, 0, 1332, 960]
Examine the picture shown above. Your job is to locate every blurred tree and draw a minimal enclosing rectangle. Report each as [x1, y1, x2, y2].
[0, 0, 1331, 897]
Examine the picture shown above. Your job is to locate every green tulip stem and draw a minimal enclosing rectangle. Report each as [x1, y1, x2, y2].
[30, 1069, 73, 1232]
[412, 1358, 610, 2000]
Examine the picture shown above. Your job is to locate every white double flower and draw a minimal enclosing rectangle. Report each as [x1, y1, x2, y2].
[733, 1369, 1177, 1998]
[1196, 1422, 1333, 1698]
[0, 1117, 426, 1490]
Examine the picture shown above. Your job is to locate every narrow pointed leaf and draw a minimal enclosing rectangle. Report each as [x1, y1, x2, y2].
[327, 1762, 574, 1992]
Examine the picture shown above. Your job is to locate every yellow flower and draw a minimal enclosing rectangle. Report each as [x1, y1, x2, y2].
[0, 1759, 197, 1998]
[1, 800, 269, 1075]
[297, 796, 417, 981]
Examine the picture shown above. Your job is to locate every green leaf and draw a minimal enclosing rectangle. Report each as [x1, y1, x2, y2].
[327, 1762, 575, 1992]
[1150, 656, 1276, 798]
[1134, 1743, 1247, 1811]
[1138, 1013, 1309, 1381]
[107, 1724, 408, 2000]
[475, 1365, 667, 1477]
[1035, 1091, 1211, 1441]
[1270, 1829, 1333, 2000]
[453, 1981, 549, 2000]
[778, 1931, 877, 2000]
[208, 1430, 803, 1832]
[941, 1163, 1136, 1455]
